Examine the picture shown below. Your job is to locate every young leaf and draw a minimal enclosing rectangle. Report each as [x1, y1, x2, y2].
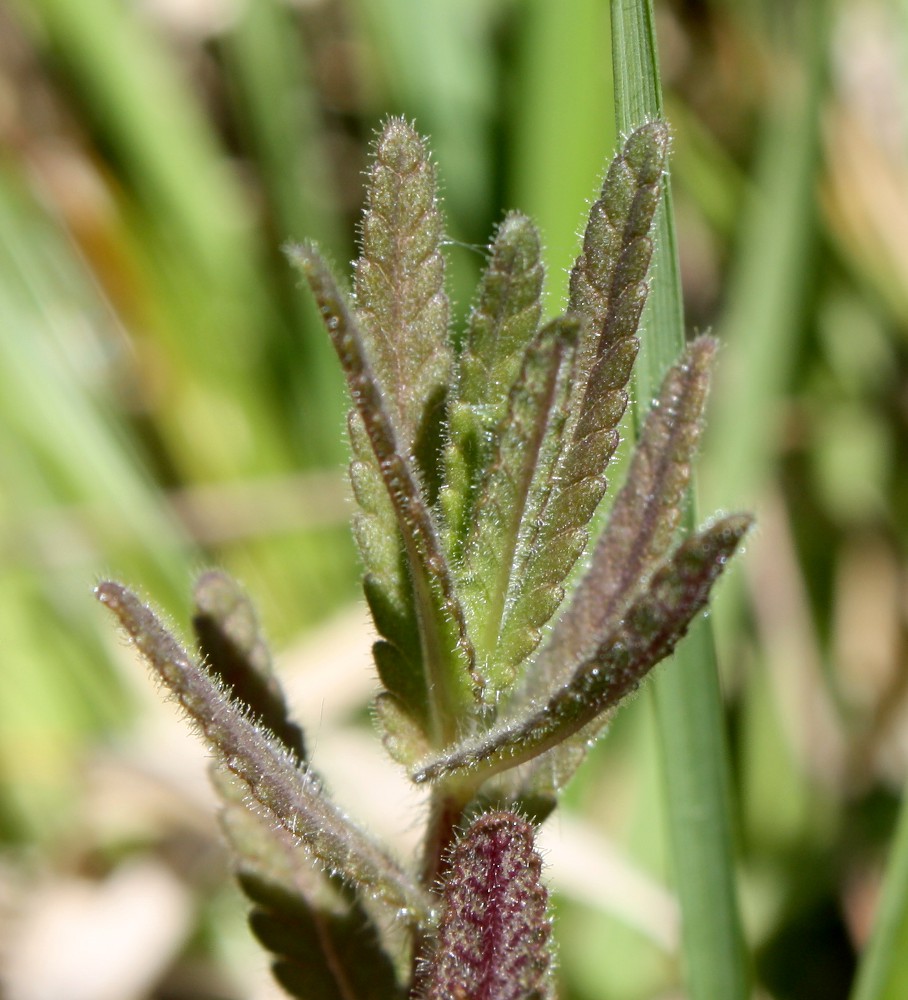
[483, 125, 669, 676]
[568, 120, 669, 427]
[412, 514, 751, 785]
[349, 414, 425, 724]
[443, 212, 545, 552]
[490, 333, 637, 674]
[192, 569, 306, 763]
[95, 581, 431, 925]
[536, 335, 717, 685]
[457, 316, 580, 690]
[419, 811, 551, 1000]
[354, 117, 451, 461]
[287, 242, 478, 738]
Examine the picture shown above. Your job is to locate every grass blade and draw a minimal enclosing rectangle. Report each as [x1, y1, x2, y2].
[850, 786, 908, 1000]
[611, 3, 749, 999]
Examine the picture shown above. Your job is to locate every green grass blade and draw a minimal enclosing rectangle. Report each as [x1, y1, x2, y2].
[611, 3, 749, 999]
[850, 788, 908, 1000]
[703, 3, 828, 514]
[510, 0, 615, 317]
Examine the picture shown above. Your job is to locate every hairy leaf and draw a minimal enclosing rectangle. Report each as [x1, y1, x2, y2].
[420, 811, 551, 1000]
[192, 569, 306, 764]
[215, 768, 403, 1000]
[443, 212, 545, 552]
[487, 125, 669, 678]
[244, 873, 404, 1000]
[374, 690, 431, 767]
[349, 416, 425, 722]
[95, 582, 431, 924]
[288, 242, 478, 738]
[412, 514, 751, 785]
[354, 117, 450, 460]
[493, 335, 637, 673]
[568, 121, 669, 426]
[536, 335, 717, 686]
[458, 317, 580, 691]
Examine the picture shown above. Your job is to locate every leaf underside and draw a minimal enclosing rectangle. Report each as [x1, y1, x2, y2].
[421, 811, 551, 1000]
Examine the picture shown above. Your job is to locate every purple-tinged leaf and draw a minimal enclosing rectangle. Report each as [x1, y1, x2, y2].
[536, 336, 717, 687]
[354, 118, 451, 458]
[412, 514, 751, 785]
[216, 768, 403, 1000]
[192, 569, 306, 764]
[95, 582, 431, 925]
[288, 242, 478, 737]
[494, 334, 638, 672]
[420, 811, 551, 1000]
[567, 121, 669, 428]
[491, 124, 669, 660]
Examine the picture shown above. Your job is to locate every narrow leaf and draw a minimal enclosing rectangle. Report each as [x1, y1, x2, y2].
[95, 581, 431, 925]
[492, 334, 638, 673]
[420, 811, 551, 1000]
[465, 125, 668, 678]
[354, 117, 450, 458]
[566, 119, 669, 445]
[458, 317, 580, 689]
[412, 514, 751, 785]
[348, 414, 425, 722]
[538, 335, 716, 681]
[192, 569, 306, 764]
[443, 212, 545, 552]
[288, 242, 478, 737]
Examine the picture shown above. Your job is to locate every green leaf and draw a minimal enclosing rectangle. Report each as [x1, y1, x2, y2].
[442, 212, 545, 553]
[215, 766, 402, 1000]
[412, 515, 751, 786]
[244, 874, 404, 1000]
[420, 811, 551, 1000]
[458, 316, 580, 691]
[374, 690, 431, 768]
[354, 117, 451, 462]
[490, 333, 637, 674]
[288, 242, 477, 742]
[483, 125, 668, 680]
[503, 338, 718, 807]
[192, 569, 306, 764]
[566, 120, 668, 444]
[95, 581, 431, 925]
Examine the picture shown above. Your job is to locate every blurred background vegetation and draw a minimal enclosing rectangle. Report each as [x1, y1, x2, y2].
[0, 0, 906, 998]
